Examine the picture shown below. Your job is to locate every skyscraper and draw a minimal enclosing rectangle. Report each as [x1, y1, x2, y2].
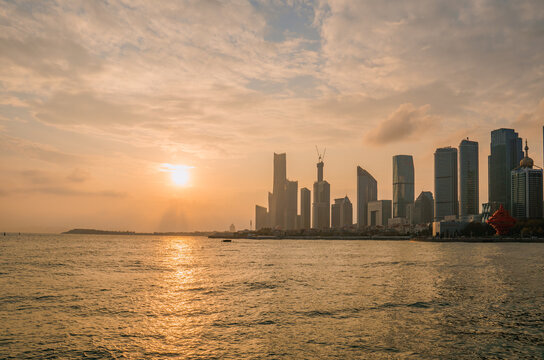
[414, 191, 434, 224]
[331, 196, 353, 228]
[285, 180, 298, 230]
[312, 159, 330, 229]
[270, 153, 287, 229]
[488, 129, 523, 213]
[434, 147, 458, 220]
[300, 187, 311, 230]
[392, 155, 414, 218]
[459, 139, 479, 216]
[357, 166, 377, 229]
[511, 142, 543, 219]
[255, 205, 269, 230]
[258, 152, 301, 231]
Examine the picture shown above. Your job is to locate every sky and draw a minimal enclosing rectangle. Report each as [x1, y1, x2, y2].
[1, 0, 543, 233]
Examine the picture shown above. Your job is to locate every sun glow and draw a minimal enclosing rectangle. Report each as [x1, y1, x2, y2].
[160, 164, 193, 187]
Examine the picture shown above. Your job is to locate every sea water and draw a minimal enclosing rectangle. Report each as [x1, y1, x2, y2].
[1, 235, 543, 358]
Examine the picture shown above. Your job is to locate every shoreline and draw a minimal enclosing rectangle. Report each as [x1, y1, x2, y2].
[209, 234, 544, 242]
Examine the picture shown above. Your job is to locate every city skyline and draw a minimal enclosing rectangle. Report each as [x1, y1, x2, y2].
[1, 1, 543, 232]
[257, 127, 540, 232]
[255, 125, 541, 231]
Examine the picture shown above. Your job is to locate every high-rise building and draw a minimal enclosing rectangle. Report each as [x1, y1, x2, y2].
[331, 196, 353, 228]
[392, 155, 414, 218]
[488, 129, 523, 213]
[285, 180, 298, 230]
[300, 187, 311, 230]
[414, 191, 434, 224]
[357, 166, 377, 229]
[434, 147, 458, 220]
[312, 160, 330, 229]
[258, 153, 302, 231]
[267, 191, 275, 227]
[511, 142, 543, 219]
[459, 139, 479, 216]
[269, 153, 287, 229]
[367, 200, 392, 227]
[255, 205, 269, 230]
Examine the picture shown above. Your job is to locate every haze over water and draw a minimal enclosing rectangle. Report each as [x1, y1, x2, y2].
[1, 235, 543, 358]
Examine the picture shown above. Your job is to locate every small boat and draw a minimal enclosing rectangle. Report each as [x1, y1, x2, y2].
[222, 239, 232, 242]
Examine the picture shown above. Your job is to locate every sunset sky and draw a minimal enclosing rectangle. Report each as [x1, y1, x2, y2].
[1, 0, 543, 232]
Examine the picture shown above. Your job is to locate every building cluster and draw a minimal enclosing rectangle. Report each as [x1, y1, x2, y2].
[255, 127, 544, 235]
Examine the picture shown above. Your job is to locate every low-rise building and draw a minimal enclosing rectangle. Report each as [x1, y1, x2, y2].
[367, 200, 392, 227]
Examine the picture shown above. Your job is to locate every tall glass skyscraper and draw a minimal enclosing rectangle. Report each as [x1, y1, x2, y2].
[488, 129, 523, 213]
[459, 139, 479, 216]
[392, 155, 415, 218]
[434, 147, 458, 220]
[357, 166, 377, 229]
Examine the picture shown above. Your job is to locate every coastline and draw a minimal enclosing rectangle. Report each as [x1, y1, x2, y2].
[209, 234, 544, 242]
[58, 229, 544, 243]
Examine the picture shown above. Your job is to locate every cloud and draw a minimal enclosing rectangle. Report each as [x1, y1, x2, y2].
[0, 134, 81, 164]
[20, 170, 55, 185]
[18, 168, 91, 185]
[2, 0, 540, 161]
[0, 37, 102, 78]
[364, 103, 440, 145]
[513, 98, 544, 129]
[34, 91, 146, 126]
[0, 186, 126, 198]
[66, 168, 91, 183]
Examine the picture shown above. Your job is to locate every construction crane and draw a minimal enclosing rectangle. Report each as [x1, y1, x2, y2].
[315, 146, 326, 163]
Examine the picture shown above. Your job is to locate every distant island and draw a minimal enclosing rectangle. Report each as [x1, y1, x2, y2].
[62, 228, 212, 236]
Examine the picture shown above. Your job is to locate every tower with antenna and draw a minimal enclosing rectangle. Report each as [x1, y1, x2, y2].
[511, 140, 543, 218]
[312, 146, 331, 229]
[315, 146, 326, 182]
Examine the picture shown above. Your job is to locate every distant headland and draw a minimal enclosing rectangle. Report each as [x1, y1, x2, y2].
[62, 228, 212, 236]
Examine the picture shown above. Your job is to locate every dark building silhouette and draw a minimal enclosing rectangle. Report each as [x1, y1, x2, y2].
[269, 153, 287, 229]
[312, 159, 330, 229]
[331, 196, 353, 228]
[392, 155, 414, 218]
[511, 141, 543, 219]
[285, 180, 298, 230]
[459, 139, 479, 216]
[357, 166, 377, 229]
[488, 128, 523, 213]
[414, 191, 434, 224]
[434, 147, 458, 220]
[257, 153, 301, 230]
[255, 205, 269, 230]
[300, 187, 311, 230]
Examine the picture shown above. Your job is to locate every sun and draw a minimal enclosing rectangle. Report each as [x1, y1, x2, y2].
[160, 164, 193, 187]
[171, 167, 190, 186]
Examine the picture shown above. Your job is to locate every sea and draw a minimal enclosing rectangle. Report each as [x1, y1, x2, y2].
[0, 234, 543, 359]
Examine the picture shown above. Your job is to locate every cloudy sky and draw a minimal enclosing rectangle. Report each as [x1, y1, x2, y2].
[1, 0, 543, 232]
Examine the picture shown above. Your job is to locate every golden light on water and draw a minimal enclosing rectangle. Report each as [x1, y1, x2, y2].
[160, 164, 193, 187]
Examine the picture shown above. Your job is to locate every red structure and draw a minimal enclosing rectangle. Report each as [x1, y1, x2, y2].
[486, 204, 516, 235]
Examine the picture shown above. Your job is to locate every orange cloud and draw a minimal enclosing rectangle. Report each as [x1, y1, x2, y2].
[364, 103, 440, 145]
